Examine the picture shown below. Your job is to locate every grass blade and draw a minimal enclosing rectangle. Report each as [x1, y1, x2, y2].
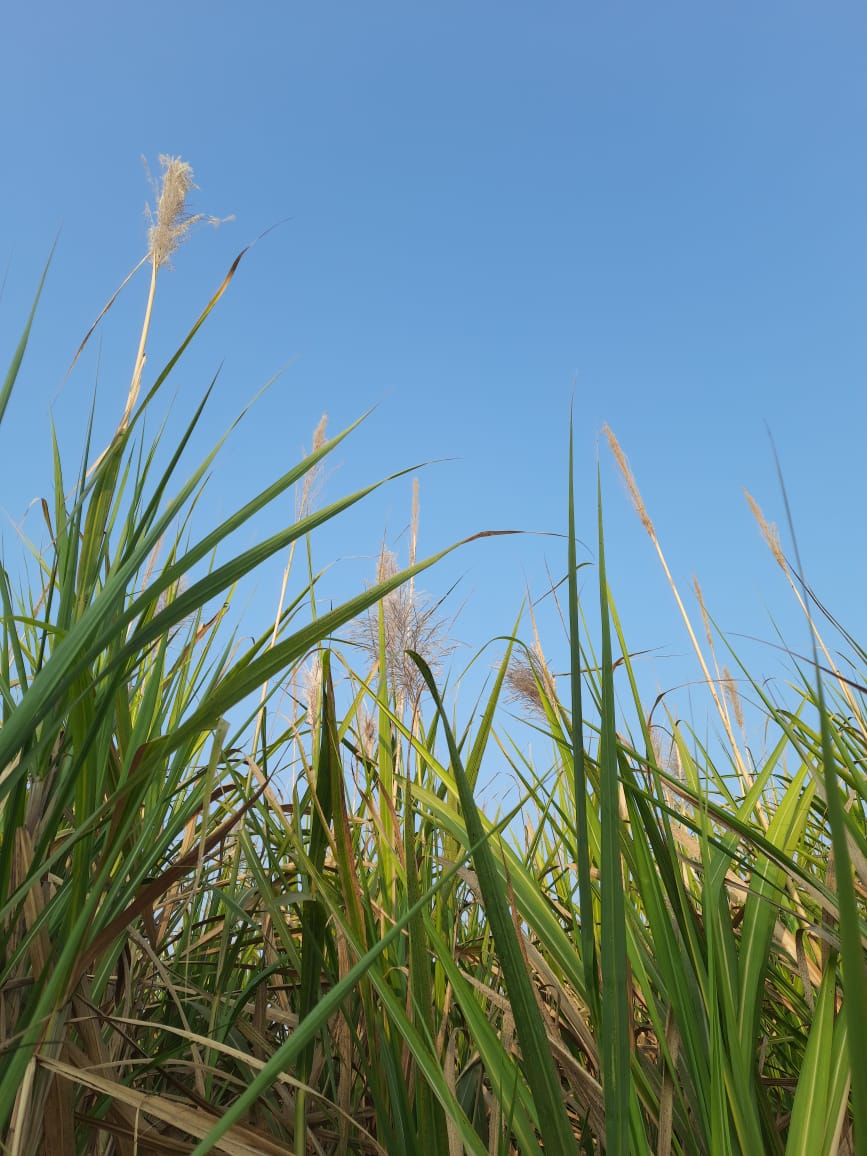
[0, 251, 52, 427]
[595, 473, 634, 1155]
[568, 416, 599, 1025]
[411, 650, 577, 1155]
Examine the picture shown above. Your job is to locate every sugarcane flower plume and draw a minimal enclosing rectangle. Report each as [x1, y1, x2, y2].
[145, 155, 228, 269]
[354, 546, 456, 714]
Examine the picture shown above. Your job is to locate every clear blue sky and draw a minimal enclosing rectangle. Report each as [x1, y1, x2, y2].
[2, 3, 865, 739]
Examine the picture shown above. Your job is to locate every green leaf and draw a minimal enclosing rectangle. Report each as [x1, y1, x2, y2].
[411, 649, 577, 1156]
[0, 250, 52, 427]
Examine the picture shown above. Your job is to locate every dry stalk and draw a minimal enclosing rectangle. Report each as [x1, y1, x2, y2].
[602, 426, 753, 793]
[744, 488, 866, 742]
[86, 156, 228, 478]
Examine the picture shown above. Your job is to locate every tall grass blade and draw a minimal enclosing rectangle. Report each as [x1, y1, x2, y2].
[771, 445, 867, 1155]
[786, 959, 848, 1156]
[595, 474, 634, 1155]
[815, 685, 867, 1155]
[568, 418, 599, 1026]
[411, 650, 577, 1155]
[0, 252, 52, 426]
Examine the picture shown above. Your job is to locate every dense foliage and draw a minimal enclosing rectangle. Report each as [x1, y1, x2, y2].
[1, 165, 865, 1154]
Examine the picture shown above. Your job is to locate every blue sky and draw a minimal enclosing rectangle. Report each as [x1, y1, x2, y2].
[2, 3, 866, 742]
